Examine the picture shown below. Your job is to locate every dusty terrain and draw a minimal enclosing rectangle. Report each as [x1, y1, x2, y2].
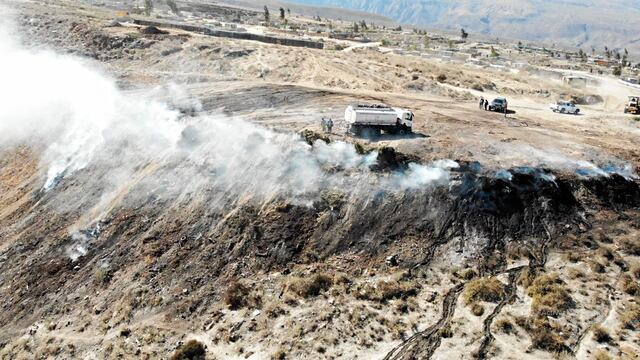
[0, 1, 639, 360]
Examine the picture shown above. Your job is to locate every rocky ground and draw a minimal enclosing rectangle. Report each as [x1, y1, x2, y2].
[0, 1, 639, 359]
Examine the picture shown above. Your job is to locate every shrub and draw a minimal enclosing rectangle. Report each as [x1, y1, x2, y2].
[530, 327, 568, 353]
[594, 350, 611, 360]
[288, 273, 333, 298]
[620, 237, 640, 256]
[526, 273, 574, 317]
[94, 268, 112, 285]
[170, 340, 206, 360]
[355, 280, 419, 302]
[471, 303, 485, 316]
[620, 274, 640, 296]
[353, 142, 367, 155]
[438, 325, 453, 338]
[619, 303, 640, 330]
[494, 318, 514, 334]
[471, 83, 484, 92]
[589, 261, 606, 274]
[436, 73, 447, 83]
[596, 247, 615, 261]
[517, 268, 537, 288]
[591, 325, 611, 343]
[271, 348, 286, 360]
[223, 281, 254, 310]
[563, 252, 583, 263]
[631, 263, 640, 280]
[458, 268, 477, 280]
[463, 277, 506, 305]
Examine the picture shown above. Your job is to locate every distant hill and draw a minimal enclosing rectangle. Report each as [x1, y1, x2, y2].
[218, 0, 398, 25]
[286, 0, 640, 54]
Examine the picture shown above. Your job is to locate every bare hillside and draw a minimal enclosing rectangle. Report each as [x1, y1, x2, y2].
[0, 1, 639, 360]
[288, 0, 640, 54]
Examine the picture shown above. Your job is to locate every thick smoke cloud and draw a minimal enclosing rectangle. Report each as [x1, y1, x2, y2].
[0, 7, 633, 224]
[0, 12, 456, 216]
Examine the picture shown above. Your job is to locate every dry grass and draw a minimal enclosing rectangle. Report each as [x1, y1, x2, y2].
[456, 268, 477, 280]
[517, 267, 537, 288]
[563, 252, 583, 263]
[470, 303, 485, 316]
[523, 317, 570, 354]
[93, 268, 112, 285]
[223, 281, 260, 310]
[589, 260, 607, 274]
[494, 318, 514, 334]
[619, 303, 640, 330]
[631, 263, 640, 280]
[591, 325, 612, 343]
[593, 350, 611, 360]
[589, 261, 606, 274]
[596, 246, 615, 261]
[619, 237, 640, 256]
[438, 325, 453, 338]
[526, 273, 574, 317]
[463, 277, 506, 305]
[355, 280, 419, 302]
[170, 340, 206, 360]
[287, 273, 333, 298]
[619, 274, 640, 296]
[271, 348, 286, 360]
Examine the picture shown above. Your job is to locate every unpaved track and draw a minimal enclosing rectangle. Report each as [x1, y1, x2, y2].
[383, 283, 464, 360]
[475, 267, 524, 359]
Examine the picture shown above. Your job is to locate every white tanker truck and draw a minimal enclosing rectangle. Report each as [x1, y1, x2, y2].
[345, 104, 414, 136]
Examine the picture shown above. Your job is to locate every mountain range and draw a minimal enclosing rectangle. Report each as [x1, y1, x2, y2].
[285, 0, 640, 54]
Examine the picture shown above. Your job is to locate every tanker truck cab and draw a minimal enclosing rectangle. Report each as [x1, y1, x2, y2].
[395, 108, 414, 130]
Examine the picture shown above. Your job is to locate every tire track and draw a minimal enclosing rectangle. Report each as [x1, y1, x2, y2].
[383, 283, 464, 360]
[474, 266, 525, 359]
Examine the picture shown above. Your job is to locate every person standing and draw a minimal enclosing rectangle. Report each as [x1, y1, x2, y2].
[484, 99, 489, 111]
[479, 97, 484, 109]
[327, 118, 334, 134]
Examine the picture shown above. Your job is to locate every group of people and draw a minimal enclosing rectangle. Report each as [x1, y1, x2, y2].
[479, 97, 508, 117]
[321, 117, 334, 133]
[479, 97, 490, 111]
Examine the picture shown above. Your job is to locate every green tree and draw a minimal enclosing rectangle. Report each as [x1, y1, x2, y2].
[279, 7, 285, 20]
[490, 46, 499, 57]
[613, 66, 622, 76]
[264, 6, 270, 25]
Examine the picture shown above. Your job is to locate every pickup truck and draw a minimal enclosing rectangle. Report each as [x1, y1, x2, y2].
[550, 101, 580, 115]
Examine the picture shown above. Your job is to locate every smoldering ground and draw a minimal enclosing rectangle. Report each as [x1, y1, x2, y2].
[0, 7, 637, 267]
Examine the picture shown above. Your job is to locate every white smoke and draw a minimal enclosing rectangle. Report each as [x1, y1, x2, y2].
[491, 143, 637, 180]
[0, 11, 458, 222]
[396, 160, 459, 189]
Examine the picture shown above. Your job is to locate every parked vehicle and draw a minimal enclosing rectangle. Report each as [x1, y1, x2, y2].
[550, 101, 580, 115]
[345, 104, 414, 136]
[489, 97, 508, 112]
[624, 96, 640, 114]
